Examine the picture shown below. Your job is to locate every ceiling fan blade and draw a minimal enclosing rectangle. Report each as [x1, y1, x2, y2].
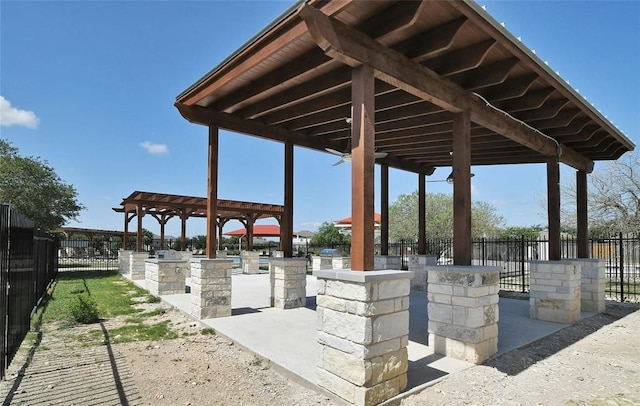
[332, 158, 345, 166]
[374, 152, 388, 159]
[325, 148, 344, 156]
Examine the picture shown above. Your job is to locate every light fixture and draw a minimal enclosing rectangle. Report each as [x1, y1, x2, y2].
[445, 170, 475, 184]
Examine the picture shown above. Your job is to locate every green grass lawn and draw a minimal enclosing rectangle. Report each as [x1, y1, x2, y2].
[37, 270, 180, 344]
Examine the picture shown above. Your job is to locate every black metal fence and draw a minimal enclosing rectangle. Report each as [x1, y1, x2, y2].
[0, 204, 58, 379]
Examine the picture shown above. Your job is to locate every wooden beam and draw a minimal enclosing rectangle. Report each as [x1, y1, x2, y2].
[381, 164, 389, 256]
[136, 204, 144, 252]
[351, 64, 375, 271]
[299, 5, 594, 173]
[452, 111, 472, 265]
[206, 127, 218, 258]
[576, 170, 588, 258]
[547, 157, 561, 261]
[283, 142, 294, 257]
[175, 102, 435, 175]
[418, 172, 426, 255]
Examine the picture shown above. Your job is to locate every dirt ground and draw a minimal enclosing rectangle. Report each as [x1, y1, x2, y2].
[2, 298, 639, 405]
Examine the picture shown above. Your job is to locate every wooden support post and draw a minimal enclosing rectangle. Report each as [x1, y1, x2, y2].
[577, 170, 588, 258]
[351, 64, 375, 271]
[123, 212, 129, 250]
[418, 172, 426, 255]
[283, 142, 294, 257]
[247, 217, 255, 251]
[206, 126, 219, 258]
[453, 111, 472, 266]
[136, 204, 144, 252]
[381, 164, 389, 256]
[547, 157, 561, 261]
[180, 211, 188, 251]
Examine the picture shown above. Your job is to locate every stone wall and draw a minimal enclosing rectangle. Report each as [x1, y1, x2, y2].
[190, 259, 233, 319]
[312, 256, 333, 271]
[332, 257, 351, 270]
[315, 270, 412, 406]
[529, 260, 581, 324]
[427, 265, 500, 364]
[269, 257, 307, 309]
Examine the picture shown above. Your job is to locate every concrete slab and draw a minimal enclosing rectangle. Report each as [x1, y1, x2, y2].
[128, 272, 592, 399]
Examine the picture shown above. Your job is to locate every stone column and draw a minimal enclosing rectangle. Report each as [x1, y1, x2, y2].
[145, 259, 187, 296]
[315, 270, 412, 406]
[374, 255, 401, 270]
[428, 266, 500, 364]
[190, 259, 233, 319]
[332, 257, 351, 270]
[215, 250, 227, 259]
[118, 249, 133, 276]
[408, 255, 437, 291]
[178, 251, 193, 278]
[574, 258, 606, 313]
[241, 251, 260, 274]
[129, 252, 149, 280]
[530, 260, 581, 323]
[269, 257, 307, 309]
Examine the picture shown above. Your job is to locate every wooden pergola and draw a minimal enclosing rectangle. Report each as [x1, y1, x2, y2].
[113, 191, 284, 252]
[52, 227, 132, 240]
[175, 0, 634, 268]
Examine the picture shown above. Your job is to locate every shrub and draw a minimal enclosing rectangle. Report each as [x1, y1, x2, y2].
[69, 294, 100, 324]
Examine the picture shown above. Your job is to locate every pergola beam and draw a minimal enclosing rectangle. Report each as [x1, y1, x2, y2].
[299, 5, 594, 173]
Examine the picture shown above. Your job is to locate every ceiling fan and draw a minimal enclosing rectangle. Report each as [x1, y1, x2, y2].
[325, 148, 388, 166]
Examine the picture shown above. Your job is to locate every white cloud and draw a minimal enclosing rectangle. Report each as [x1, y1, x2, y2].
[140, 141, 169, 155]
[0, 96, 39, 129]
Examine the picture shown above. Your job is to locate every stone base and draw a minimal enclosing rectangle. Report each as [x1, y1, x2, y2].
[145, 259, 187, 296]
[190, 259, 233, 319]
[312, 256, 333, 271]
[332, 257, 351, 270]
[315, 269, 412, 406]
[241, 251, 260, 274]
[129, 252, 149, 280]
[270, 257, 307, 309]
[118, 250, 133, 276]
[428, 265, 500, 364]
[408, 255, 437, 291]
[574, 258, 606, 313]
[374, 256, 401, 270]
[530, 261, 581, 324]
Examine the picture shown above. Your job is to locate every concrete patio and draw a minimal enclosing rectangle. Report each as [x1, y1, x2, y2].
[127, 272, 594, 402]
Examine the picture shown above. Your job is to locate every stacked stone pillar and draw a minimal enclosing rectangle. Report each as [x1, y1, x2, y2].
[118, 249, 133, 276]
[129, 252, 149, 280]
[215, 250, 227, 259]
[315, 270, 412, 406]
[269, 257, 307, 309]
[241, 251, 260, 274]
[428, 266, 500, 364]
[190, 259, 233, 319]
[530, 260, 581, 323]
[145, 259, 188, 296]
[408, 255, 437, 291]
[574, 258, 606, 313]
[374, 255, 401, 270]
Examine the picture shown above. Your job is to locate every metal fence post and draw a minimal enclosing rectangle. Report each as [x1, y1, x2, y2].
[619, 232, 625, 301]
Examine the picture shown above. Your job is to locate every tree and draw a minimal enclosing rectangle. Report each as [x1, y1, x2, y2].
[561, 151, 640, 236]
[388, 191, 505, 241]
[0, 139, 84, 231]
[311, 222, 350, 247]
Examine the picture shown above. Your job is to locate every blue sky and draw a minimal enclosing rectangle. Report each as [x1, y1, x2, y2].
[1, 1, 638, 238]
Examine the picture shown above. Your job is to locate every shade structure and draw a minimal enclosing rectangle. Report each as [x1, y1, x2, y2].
[224, 224, 282, 238]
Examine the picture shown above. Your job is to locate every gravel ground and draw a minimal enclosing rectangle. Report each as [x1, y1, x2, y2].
[2, 299, 638, 406]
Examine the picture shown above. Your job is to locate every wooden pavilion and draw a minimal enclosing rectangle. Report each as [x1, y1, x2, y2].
[175, 0, 634, 269]
[113, 191, 284, 252]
